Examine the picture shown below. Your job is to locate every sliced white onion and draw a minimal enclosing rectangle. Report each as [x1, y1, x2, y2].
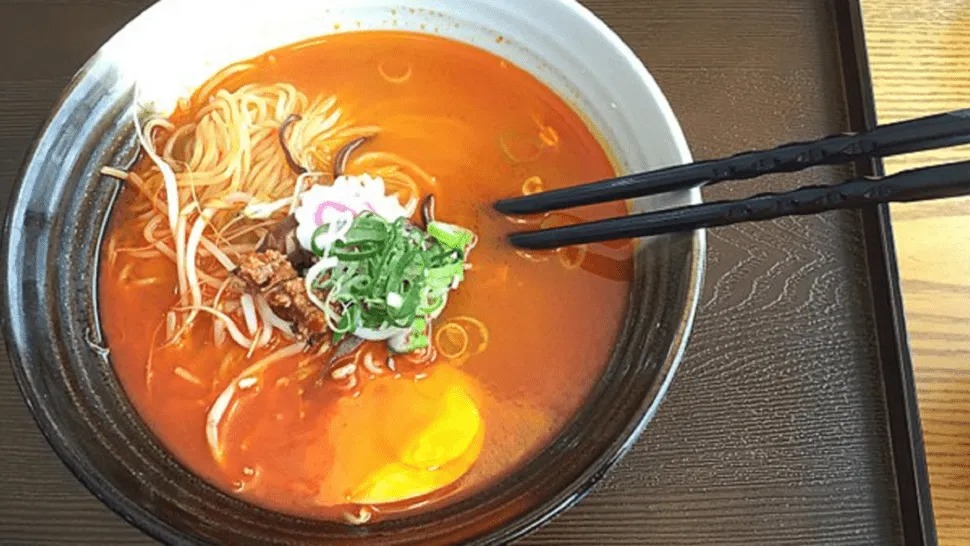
[304, 257, 339, 312]
[388, 330, 411, 353]
[309, 211, 354, 256]
[356, 325, 408, 341]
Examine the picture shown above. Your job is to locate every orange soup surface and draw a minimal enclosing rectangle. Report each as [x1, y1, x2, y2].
[101, 31, 633, 522]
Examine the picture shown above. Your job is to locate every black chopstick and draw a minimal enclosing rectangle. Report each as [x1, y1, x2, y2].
[495, 109, 970, 215]
[508, 160, 970, 250]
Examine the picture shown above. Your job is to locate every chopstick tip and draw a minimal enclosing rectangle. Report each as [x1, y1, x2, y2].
[493, 197, 522, 215]
[507, 231, 552, 250]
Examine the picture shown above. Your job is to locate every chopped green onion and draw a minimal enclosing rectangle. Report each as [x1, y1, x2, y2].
[426, 262, 464, 290]
[310, 223, 331, 256]
[303, 211, 475, 347]
[427, 221, 475, 250]
[405, 332, 429, 352]
[389, 318, 430, 352]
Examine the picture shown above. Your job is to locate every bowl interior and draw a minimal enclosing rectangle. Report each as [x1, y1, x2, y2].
[2, 1, 704, 544]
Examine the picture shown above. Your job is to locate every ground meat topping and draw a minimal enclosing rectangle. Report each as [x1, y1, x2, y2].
[234, 250, 327, 340]
[264, 278, 329, 340]
[235, 249, 297, 290]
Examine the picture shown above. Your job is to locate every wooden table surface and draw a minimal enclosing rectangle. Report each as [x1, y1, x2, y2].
[0, 1, 953, 544]
[861, 1, 970, 543]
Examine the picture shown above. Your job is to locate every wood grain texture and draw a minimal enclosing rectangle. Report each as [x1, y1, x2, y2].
[0, 1, 908, 544]
[861, 1, 970, 544]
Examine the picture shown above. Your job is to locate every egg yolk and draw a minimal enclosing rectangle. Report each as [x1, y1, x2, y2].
[311, 365, 483, 506]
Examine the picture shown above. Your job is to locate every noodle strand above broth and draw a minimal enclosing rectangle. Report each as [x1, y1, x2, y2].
[100, 31, 632, 523]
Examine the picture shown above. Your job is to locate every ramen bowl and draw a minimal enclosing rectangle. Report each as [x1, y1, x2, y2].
[2, 0, 704, 543]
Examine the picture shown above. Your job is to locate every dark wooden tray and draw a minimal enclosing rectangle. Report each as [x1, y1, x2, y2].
[0, 1, 934, 544]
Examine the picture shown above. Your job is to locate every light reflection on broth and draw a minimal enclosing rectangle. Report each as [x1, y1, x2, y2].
[100, 31, 633, 522]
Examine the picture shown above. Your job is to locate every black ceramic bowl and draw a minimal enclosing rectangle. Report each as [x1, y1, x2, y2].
[2, 0, 704, 543]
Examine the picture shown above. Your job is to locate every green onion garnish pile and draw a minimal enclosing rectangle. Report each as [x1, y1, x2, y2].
[308, 212, 475, 352]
